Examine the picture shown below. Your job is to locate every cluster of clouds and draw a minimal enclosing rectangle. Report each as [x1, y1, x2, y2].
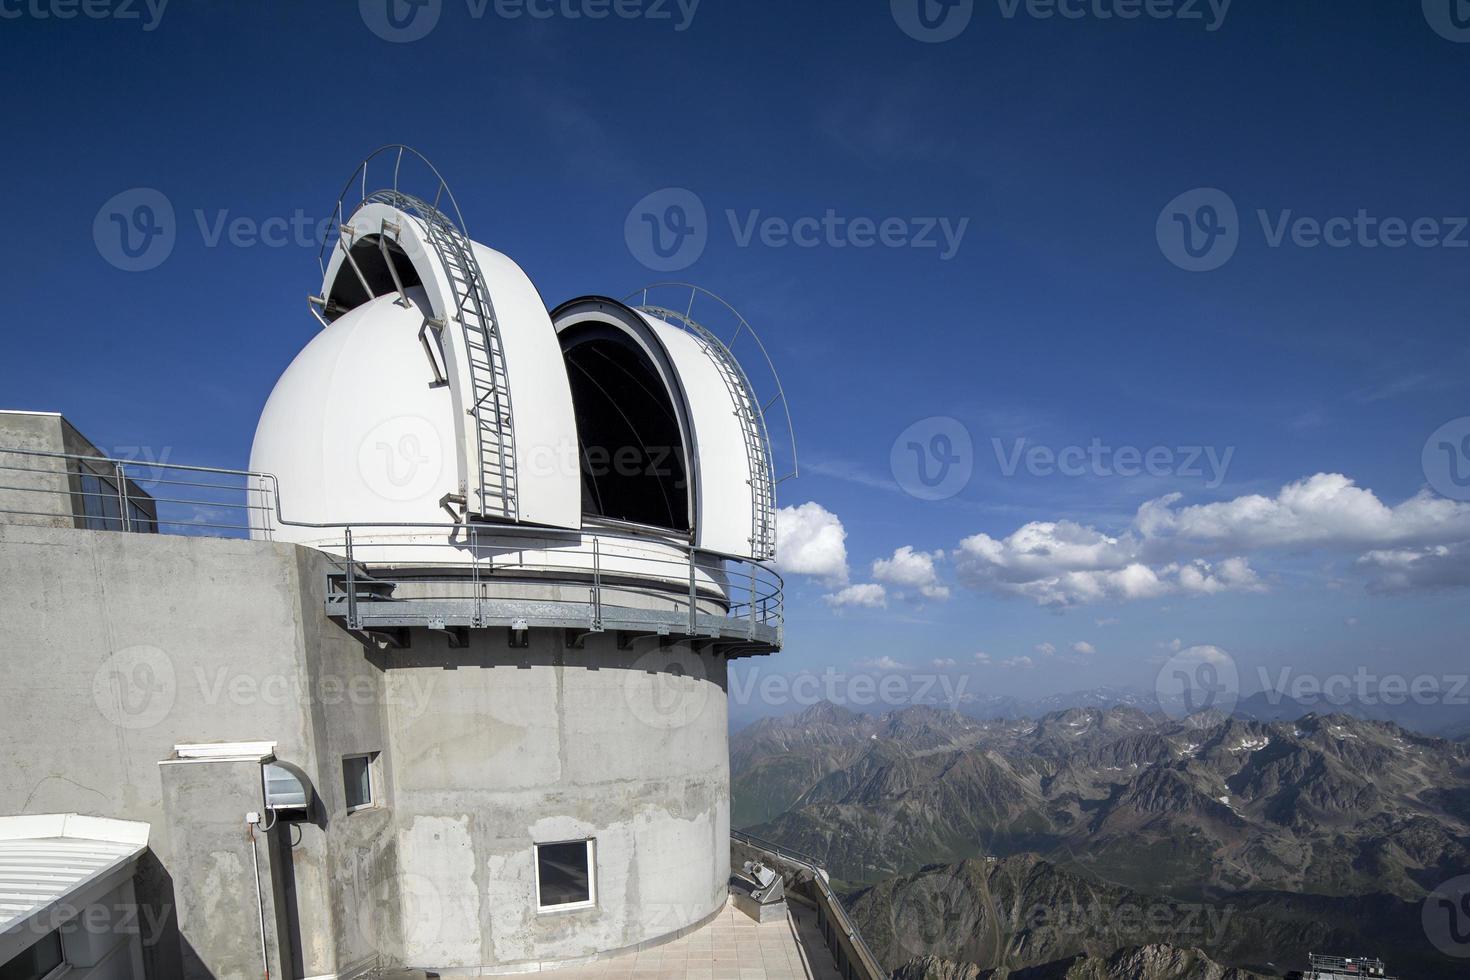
[776, 473, 1470, 609]
[774, 503, 949, 608]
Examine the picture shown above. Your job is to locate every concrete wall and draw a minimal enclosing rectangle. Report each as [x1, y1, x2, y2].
[158, 751, 292, 980]
[384, 631, 732, 973]
[0, 411, 76, 526]
[0, 522, 735, 978]
[0, 523, 395, 980]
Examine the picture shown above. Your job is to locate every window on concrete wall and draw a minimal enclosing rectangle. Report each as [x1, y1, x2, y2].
[342, 753, 378, 812]
[0, 930, 63, 980]
[78, 472, 123, 531]
[535, 839, 596, 911]
[77, 470, 156, 533]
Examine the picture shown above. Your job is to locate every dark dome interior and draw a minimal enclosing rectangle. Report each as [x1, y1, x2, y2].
[559, 324, 690, 532]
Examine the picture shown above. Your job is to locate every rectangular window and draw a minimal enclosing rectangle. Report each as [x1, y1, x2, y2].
[79, 472, 122, 531]
[0, 930, 64, 980]
[343, 753, 377, 811]
[77, 470, 158, 532]
[535, 839, 596, 912]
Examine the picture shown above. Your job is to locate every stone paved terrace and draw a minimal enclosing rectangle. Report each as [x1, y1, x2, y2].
[539, 898, 843, 980]
[373, 898, 844, 980]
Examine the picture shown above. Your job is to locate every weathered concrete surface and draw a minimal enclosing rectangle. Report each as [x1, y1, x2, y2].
[0, 522, 734, 977]
[0, 411, 88, 527]
[158, 750, 291, 980]
[385, 631, 731, 973]
[0, 524, 396, 979]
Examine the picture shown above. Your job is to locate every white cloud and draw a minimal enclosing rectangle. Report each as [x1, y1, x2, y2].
[1000, 656, 1035, 670]
[1034, 642, 1057, 657]
[931, 657, 958, 668]
[1095, 617, 1119, 627]
[973, 651, 992, 665]
[1135, 474, 1470, 552]
[860, 655, 911, 670]
[872, 546, 951, 601]
[1357, 542, 1470, 594]
[823, 583, 887, 609]
[953, 473, 1470, 605]
[1072, 641, 1096, 655]
[776, 502, 849, 584]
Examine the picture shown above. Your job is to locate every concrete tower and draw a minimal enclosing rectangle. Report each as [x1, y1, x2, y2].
[241, 147, 791, 973]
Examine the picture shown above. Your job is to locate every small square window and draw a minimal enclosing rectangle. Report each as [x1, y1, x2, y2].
[343, 753, 377, 812]
[535, 839, 595, 912]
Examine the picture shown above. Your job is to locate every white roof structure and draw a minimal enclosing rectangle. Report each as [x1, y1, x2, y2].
[0, 814, 149, 963]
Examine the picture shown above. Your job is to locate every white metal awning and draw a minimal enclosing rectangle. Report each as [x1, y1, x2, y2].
[0, 814, 149, 963]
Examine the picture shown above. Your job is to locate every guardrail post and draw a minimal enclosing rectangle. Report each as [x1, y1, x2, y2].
[114, 462, 130, 532]
[748, 563, 757, 639]
[592, 536, 603, 631]
[688, 550, 698, 634]
[471, 525, 482, 627]
[345, 528, 358, 630]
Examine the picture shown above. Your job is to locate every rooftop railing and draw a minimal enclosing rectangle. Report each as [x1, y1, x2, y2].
[0, 447, 783, 649]
[732, 830, 888, 980]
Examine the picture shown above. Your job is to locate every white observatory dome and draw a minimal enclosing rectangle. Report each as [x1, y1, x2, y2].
[248, 149, 790, 575]
[250, 287, 458, 542]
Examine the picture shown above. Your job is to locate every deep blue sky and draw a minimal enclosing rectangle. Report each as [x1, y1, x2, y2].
[4, 1, 1468, 717]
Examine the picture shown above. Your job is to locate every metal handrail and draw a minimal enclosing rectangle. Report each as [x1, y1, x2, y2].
[732, 830, 888, 980]
[0, 446, 784, 642]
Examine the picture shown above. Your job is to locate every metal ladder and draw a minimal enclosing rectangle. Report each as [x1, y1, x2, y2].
[640, 304, 776, 559]
[369, 190, 517, 521]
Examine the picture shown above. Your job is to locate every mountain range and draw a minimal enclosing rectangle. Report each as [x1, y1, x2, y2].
[732, 702, 1470, 978]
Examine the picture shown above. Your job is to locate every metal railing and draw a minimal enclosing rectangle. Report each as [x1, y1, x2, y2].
[1306, 954, 1396, 979]
[0, 447, 273, 536]
[732, 830, 888, 980]
[0, 447, 783, 647]
[325, 521, 783, 645]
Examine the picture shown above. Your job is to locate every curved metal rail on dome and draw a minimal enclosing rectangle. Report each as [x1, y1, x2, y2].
[627, 284, 798, 562]
[313, 145, 518, 523]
